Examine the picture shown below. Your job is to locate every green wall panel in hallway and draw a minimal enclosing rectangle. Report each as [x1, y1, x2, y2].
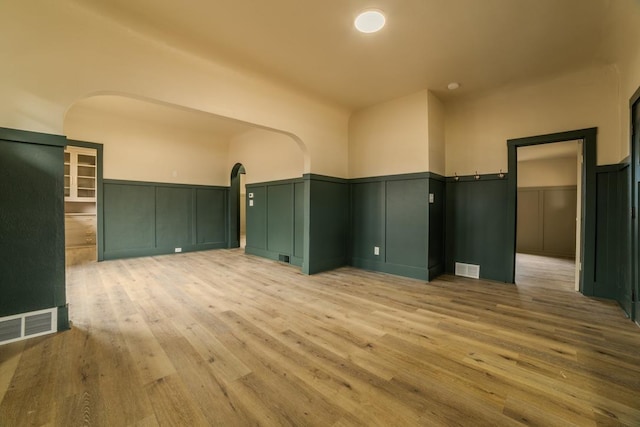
[0, 129, 68, 329]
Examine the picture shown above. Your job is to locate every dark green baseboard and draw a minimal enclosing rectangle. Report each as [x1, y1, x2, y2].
[306, 255, 348, 275]
[103, 242, 227, 260]
[351, 257, 428, 281]
[57, 304, 70, 331]
[245, 246, 303, 267]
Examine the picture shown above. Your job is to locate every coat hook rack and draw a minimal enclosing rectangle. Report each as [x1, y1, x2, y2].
[474, 171, 480, 180]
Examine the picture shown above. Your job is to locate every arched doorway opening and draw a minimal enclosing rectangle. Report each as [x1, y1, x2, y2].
[229, 163, 246, 248]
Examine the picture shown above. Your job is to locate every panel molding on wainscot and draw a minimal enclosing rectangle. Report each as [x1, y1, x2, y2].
[245, 178, 305, 267]
[102, 180, 228, 260]
[445, 173, 510, 282]
[349, 172, 445, 281]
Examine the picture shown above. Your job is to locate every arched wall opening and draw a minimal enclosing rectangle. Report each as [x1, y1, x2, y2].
[62, 93, 308, 261]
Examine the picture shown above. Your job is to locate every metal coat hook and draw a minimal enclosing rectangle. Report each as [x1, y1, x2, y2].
[474, 171, 480, 180]
[498, 169, 505, 179]
[454, 173, 459, 181]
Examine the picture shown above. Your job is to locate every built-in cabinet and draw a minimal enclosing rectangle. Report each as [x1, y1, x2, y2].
[64, 145, 97, 265]
[64, 146, 97, 202]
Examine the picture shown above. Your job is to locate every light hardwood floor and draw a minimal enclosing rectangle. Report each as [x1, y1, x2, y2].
[1, 249, 640, 426]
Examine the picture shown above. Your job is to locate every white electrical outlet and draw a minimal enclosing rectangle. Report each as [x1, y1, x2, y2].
[249, 200, 254, 207]
[429, 193, 435, 203]
[175, 247, 182, 253]
[374, 246, 380, 256]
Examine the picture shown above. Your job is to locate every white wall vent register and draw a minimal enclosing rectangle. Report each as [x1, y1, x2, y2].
[0, 308, 57, 345]
[455, 262, 480, 279]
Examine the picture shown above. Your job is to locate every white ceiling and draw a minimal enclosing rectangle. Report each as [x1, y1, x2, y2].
[76, 0, 610, 110]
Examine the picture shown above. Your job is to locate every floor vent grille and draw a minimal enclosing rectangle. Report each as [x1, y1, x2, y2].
[278, 254, 290, 263]
[455, 262, 480, 279]
[0, 308, 57, 346]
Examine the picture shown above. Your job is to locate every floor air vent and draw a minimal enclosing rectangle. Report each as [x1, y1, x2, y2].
[0, 308, 57, 345]
[455, 262, 480, 279]
[278, 254, 290, 263]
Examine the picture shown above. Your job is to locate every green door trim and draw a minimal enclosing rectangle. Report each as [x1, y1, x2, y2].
[507, 128, 597, 295]
[630, 86, 640, 322]
[228, 163, 245, 248]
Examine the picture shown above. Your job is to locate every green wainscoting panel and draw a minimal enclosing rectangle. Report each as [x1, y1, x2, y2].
[245, 185, 267, 253]
[103, 180, 227, 259]
[196, 188, 226, 245]
[245, 178, 304, 266]
[594, 164, 632, 310]
[293, 182, 305, 263]
[351, 181, 385, 263]
[446, 176, 509, 282]
[304, 175, 349, 274]
[267, 184, 293, 255]
[386, 179, 428, 269]
[428, 176, 446, 279]
[104, 183, 156, 254]
[349, 173, 434, 280]
[156, 187, 193, 249]
[0, 133, 66, 324]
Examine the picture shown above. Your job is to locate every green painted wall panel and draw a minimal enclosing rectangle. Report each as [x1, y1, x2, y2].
[446, 179, 509, 282]
[156, 187, 192, 248]
[351, 182, 385, 262]
[305, 176, 349, 274]
[428, 178, 445, 278]
[0, 139, 65, 317]
[267, 184, 293, 255]
[594, 165, 632, 307]
[246, 185, 267, 251]
[104, 184, 155, 252]
[103, 181, 227, 259]
[196, 188, 226, 245]
[294, 182, 305, 259]
[386, 179, 428, 268]
[245, 179, 304, 264]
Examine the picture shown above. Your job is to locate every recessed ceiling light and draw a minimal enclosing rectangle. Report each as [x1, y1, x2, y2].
[355, 10, 386, 33]
[447, 82, 461, 90]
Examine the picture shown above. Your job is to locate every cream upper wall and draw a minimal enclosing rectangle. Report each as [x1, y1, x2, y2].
[0, 0, 349, 178]
[602, 0, 640, 160]
[518, 156, 578, 188]
[65, 105, 230, 186]
[445, 64, 620, 175]
[228, 129, 304, 185]
[427, 92, 446, 176]
[349, 90, 429, 178]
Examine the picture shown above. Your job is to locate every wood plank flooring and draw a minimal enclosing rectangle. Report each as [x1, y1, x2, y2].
[1, 249, 640, 426]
